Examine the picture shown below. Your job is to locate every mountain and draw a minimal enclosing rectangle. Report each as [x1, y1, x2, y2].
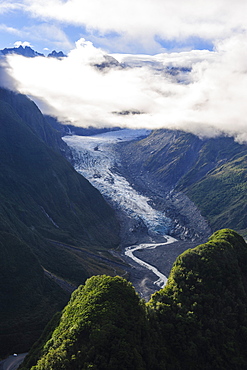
[94, 54, 123, 70]
[0, 88, 120, 250]
[117, 129, 247, 236]
[0, 45, 67, 59]
[0, 232, 68, 359]
[0, 88, 68, 154]
[47, 50, 67, 58]
[21, 229, 247, 369]
[22, 275, 151, 370]
[149, 228, 247, 369]
[0, 45, 44, 58]
[0, 88, 120, 358]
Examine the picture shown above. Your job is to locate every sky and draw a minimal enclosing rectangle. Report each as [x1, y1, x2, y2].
[1, 0, 247, 142]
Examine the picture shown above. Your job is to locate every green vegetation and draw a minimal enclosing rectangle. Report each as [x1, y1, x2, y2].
[23, 276, 151, 370]
[149, 228, 247, 369]
[1, 89, 246, 364]
[0, 88, 120, 358]
[185, 155, 247, 231]
[0, 232, 68, 357]
[0, 88, 65, 152]
[120, 129, 247, 234]
[22, 229, 247, 369]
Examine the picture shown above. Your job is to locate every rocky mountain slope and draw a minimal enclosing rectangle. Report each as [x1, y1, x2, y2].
[117, 129, 247, 236]
[0, 88, 120, 358]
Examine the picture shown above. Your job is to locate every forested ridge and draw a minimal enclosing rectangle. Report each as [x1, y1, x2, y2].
[21, 229, 247, 370]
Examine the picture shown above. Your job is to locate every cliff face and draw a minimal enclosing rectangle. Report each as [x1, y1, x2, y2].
[23, 229, 247, 370]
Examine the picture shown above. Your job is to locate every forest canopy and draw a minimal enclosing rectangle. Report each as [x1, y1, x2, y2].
[21, 229, 247, 370]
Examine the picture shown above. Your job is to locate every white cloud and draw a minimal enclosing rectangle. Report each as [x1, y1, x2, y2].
[21, 0, 247, 52]
[0, 23, 22, 36]
[14, 41, 33, 48]
[0, 21, 71, 51]
[2, 34, 247, 142]
[0, 1, 24, 14]
[22, 23, 73, 50]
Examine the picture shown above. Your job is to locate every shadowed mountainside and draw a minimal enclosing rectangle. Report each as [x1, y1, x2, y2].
[0, 88, 120, 358]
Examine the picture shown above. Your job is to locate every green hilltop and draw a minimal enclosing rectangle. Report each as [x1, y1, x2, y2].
[21, 229, 247, 370]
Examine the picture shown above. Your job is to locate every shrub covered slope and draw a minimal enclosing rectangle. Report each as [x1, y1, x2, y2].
[23, 229, 247, 370]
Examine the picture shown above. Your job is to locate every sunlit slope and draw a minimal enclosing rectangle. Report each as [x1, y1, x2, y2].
[119, 129, 247, 234]
[184, 154, 247, 232]
[23, 229, 247, 370]
[25, 276, 151, 370]
[149, 228, 247, 369]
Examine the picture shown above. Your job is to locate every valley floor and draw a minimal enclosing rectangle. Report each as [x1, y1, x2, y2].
[119, 239, 198, 300]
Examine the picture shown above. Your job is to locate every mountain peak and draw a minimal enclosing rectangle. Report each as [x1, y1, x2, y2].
[0, 45, 44, 58]
[47, 50, 67, 58]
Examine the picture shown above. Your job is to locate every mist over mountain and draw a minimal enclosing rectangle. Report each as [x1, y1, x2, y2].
[1, 37, 247, 143]
[47, 50, 67, 58]
[0, 0, 247, 366]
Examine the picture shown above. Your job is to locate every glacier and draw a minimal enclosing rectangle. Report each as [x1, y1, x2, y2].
[63, 129, 181, 294]
[63, 129, 174, 238]
[62, 128, 209, 297]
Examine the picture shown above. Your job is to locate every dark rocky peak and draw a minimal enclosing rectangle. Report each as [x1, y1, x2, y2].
[48, 50, 67, 59]
[94, 54, 124, 71]
[0, 45, 44, 58]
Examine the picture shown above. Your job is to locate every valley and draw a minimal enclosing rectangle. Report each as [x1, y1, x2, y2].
[1, 39, 247, 368]
[63, 129, 210, 298]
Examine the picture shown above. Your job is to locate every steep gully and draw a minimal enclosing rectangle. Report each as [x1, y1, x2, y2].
[63, 129, 210, 299]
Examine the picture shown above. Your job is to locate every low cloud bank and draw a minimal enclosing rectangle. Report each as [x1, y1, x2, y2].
[1, 35, 247, 143]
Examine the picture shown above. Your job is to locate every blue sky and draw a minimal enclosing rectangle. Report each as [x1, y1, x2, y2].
[1, 0, 246, 55]
[1, 0, 247, 142]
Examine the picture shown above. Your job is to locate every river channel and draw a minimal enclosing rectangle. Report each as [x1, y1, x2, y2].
[125, 236, 177, 288]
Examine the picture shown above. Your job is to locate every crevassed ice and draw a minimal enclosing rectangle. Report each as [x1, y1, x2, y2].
[63, 129, 172, 236]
